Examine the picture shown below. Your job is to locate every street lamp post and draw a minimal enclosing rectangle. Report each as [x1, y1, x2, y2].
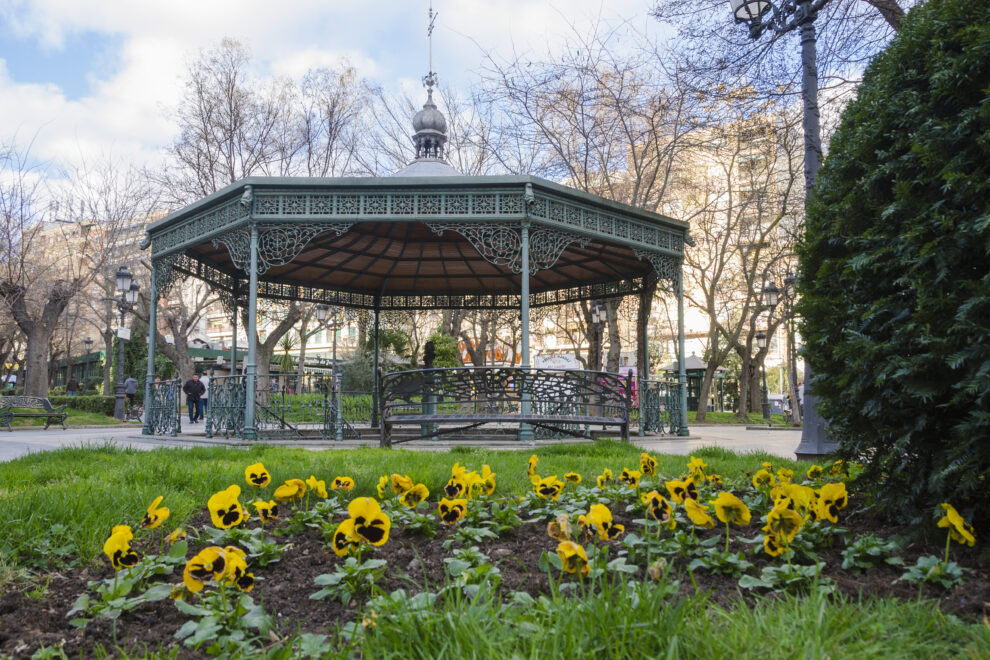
[83, 338, 93, 393]
[755, 330, 771, 420]
[731, 0, 833, 457]
[112, 267, 140, 421]
[316, 304, 348, 442]
[782, 272, 802, 422]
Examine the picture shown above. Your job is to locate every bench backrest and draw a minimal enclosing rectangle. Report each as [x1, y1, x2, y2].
[0, 396, 56, 411]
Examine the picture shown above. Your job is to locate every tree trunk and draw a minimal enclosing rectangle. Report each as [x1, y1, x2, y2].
[24, 327, 51, 396]
[737, 352, 751, 418]
[605, 299, 621, 374]
[296, 316, 309, 383]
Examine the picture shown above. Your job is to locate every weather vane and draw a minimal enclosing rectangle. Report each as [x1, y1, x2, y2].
[423, 1, 438, 89]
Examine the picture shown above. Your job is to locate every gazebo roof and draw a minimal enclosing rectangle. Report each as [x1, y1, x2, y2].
[143, 173, 689, 311]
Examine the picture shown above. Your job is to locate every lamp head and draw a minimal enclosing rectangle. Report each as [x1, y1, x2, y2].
[125, 282, 140, 305]
[115, 265, 133, 293]
[756, 331, 768, 349]
[730, 0, 771, 24]
[315, 304, 329, 322]
[763, 282, 780, 308]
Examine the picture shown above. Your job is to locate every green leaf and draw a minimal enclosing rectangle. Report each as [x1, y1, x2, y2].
[738, 575, 773, 590]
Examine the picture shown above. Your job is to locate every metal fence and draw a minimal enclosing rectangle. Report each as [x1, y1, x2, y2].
[637, 379, 684, 435]
[145, 377, 182, 437]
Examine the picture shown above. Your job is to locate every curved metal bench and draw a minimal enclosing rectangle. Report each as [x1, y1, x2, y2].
[0, 396, 68, 431]
[379, 367, 630, 446]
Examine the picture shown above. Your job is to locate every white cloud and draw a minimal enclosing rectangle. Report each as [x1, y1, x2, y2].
[0, 0, 667, 176]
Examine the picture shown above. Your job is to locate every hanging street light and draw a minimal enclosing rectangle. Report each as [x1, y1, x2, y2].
[113, 266, 140, 421]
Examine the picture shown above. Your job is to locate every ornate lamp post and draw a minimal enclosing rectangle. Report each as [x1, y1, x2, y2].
[112, 266, 140, 421]
[83, 338, 93, 392]
[759, 282, 780, 421]
[782, 272, 802, 422]
[731, 0, 832, 457]
[316, 304, 349, 442]
[590, 300, 607, 372]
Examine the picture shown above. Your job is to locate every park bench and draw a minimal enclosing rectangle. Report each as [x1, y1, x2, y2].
[0, 396, 68, 431]
[380, 367, 630, 447]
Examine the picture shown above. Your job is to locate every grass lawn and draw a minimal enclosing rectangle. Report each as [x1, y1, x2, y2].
[0, 442, 985, 658]
[687, 410, 792, 425]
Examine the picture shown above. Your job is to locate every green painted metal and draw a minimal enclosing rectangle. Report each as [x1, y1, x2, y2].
[244, 226, 259, 440]
[144, 377, 181, 437]
[372, 302, 380, 428]
[639, 379, 684, 435]
[143, 266, 158, 436]
[677, 275, 690, 436]
[519, 219, 533, 442]
[230, 299, 237, 374]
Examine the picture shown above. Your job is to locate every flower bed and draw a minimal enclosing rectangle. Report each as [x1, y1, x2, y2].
[0, 454, 986, 657]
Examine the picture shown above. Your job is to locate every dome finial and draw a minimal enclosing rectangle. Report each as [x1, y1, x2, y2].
[411, 2, 447, 161]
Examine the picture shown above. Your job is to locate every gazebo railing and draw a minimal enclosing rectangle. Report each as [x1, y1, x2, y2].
[639, 379, 684, 435]
[206, 373, 364, 440]
[145, 377, 182, 437]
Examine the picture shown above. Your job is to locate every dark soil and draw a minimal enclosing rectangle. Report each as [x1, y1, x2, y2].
[0, 499, 987, 658]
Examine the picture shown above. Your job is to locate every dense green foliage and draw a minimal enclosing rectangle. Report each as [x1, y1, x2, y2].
[47, 395, 117, 417]
[797, 0, 990, 528]
[425, 330, 462, 368]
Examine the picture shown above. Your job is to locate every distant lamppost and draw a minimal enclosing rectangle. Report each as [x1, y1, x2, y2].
[316, 304, 350, 442]
[730, 0, 831, 456]
[83, 338, 94, 392]
[113, 266, 140, 421]
[758, 281, 780, 421]
[782, 272, 802, 422]
[590, 300, 607, 372]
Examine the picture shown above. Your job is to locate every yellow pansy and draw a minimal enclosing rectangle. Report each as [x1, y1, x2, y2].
[777, 468, 794, 485]
[583, 503, 624, 541]
[273, 478, 307, 502]
[244, 462, 271, 488]
[563, 472, 582, 485]
[937, 503, 976, 547]
[222, 546, 254, 592]
[665, 479, 697, 504]
[480, 465, 497, 495]
[712, 492, 751, 526]
[347, 497, 391, 546]
[806, 464, 823, 480]
[817, 482, 848, 523]
[619, 468, 642, 489]
[390, 473, 413, 495]
[534, 475, 565, 501]
[527, 455, 539, 478]
[775, 484, 817, 519]
[596, 468, 613, 488]
[103, 525, 139, 571]
[687, 456, 707, 484]
[557, 541, 590, 577]
[752, 469, 776, 489]
[252, 500, 279, 524]
[183, 546, 227, 593]
[331, 518, 362, 556]
[683, 499, 715, 530]
[376, 475, 389, 499]
[763, 502, 804, 543]
[307, 475, 329, 498]
[763, 532, 785, 557]
[443, 475, 468, 499]
[207, 485, 248, 529]
[399, 483, 430, 508]
[331, 476, 354, 492]
[438, 497, 468, 524]
[140, 495, 170, 530]
[166, 528, 186, 545]
[641, 490, 674, 525]
[640, 452, 658, 477]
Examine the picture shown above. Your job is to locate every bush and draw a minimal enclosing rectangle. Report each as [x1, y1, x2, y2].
[47, 396, 117, 417]
[797, 0, 990, 529]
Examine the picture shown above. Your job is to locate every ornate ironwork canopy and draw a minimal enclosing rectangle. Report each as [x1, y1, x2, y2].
[142, 175, 690, 310]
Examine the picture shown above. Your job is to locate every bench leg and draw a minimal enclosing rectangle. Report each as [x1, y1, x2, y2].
[380, 422, 392, 449]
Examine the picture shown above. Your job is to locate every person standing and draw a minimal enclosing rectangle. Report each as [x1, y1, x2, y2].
[66, 377, 80, 397]
[182, 373, 206, 423]
[199, 372, 210, 421]
[123, 375, 139, 408]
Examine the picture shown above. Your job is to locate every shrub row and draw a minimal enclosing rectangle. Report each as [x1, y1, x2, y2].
[47, 396, 117, 417]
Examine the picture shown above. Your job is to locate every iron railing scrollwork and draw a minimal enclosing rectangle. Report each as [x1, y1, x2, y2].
[639, 379, 684, 435]
[205, 375, 247, 439]
[145, 378, 181, 437]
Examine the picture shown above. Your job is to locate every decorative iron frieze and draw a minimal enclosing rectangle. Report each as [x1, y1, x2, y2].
[634, 249, 682, 285]
[152, 252, 186, 300]
[211, 223, 354, 275]
[427, 223, 590, 274]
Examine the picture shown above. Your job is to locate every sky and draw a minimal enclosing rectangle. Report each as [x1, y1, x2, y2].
[0, 0, 666, 177]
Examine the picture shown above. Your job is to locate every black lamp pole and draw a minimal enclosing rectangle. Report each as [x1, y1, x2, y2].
[731, 0, 833, 456]
[83, 338, 93, 392]
[112, 267, 140, 421]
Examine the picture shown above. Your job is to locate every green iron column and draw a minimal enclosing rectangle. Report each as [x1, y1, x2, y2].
[244, 226, 259, 440]
[677, 271, 689, 436]
[230, 293, 237, 375]
[372, 300, 380, 429]
[142, 265, 157, 436]
[519, 219, 534, 442]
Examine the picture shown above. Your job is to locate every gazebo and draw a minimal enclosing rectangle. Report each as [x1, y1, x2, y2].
[140, 80, 692, 442]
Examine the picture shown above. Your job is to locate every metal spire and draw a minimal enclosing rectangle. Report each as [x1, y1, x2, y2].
[423, 1, 438, 91]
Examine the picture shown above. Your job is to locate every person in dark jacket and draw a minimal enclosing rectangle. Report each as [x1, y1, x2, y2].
[182, 374, 206, 423]
[66, 377, 80, 397]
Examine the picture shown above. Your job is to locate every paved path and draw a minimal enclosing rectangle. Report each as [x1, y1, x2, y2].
[0, 424, 804, 463]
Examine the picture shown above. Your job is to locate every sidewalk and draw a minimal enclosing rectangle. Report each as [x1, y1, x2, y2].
[0, 424, 804, 463]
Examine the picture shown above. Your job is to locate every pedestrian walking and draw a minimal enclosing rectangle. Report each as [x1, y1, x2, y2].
[123, 375, 139, 408]
[66, 377, 80, 397]
[182, 374, 206, 423]
[199, 373, 210, 420]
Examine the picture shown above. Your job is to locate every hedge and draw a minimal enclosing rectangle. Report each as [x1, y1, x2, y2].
[47, 396, 117, 417]
[797, 0, 990, 529]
